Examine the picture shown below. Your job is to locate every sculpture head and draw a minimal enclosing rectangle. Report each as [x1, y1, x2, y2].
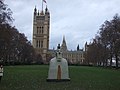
[56, 44, 62, 60]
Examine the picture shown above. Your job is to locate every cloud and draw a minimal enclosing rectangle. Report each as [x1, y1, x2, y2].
[5, 0, 120, 50]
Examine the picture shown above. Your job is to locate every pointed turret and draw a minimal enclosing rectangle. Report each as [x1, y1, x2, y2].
[77, 44, 79, 51]
[61, 36, 67, 51]
[33, 6, 37, 21]
[85, 42, 88, 52]
[45, 5, 50, 15]
[45, 5, 50, 21]
[63, 36, 66, 44]
[34, 6, 37, 16]
[38, 10, 40, 16]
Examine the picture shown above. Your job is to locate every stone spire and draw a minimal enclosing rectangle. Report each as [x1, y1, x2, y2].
[61, 36, 67, 51]
[85, 42, 88, 52]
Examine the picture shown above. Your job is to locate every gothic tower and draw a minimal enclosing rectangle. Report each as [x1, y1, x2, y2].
[32, 6, 50, 63]
[61, 36, 67, 51]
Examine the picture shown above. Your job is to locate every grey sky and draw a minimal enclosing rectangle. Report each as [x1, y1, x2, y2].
[5, 0, 120, 50]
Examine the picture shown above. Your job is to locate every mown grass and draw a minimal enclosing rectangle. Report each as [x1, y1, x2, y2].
[0, 65, 120, 90]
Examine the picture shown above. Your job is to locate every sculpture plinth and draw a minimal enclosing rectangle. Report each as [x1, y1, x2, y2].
[47, 44, 70, 82]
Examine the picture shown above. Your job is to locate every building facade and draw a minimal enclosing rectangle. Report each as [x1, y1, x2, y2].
[48, 37, 85, 64]
[32, 6, 50, 63]
[32, 6, 85, 64]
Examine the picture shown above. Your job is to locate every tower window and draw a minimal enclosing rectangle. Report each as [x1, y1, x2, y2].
[40, 27, 41, 33]
[38, 40, 41, 48]
[36, 40, 43, 48]
[41, 41, 43, 48]
[37, 27, 40, 34]
[37, 27, 39, 34]
[42, 27, 44, 33]
[37, 26, 44, 34]
[36, 40, 38, 47]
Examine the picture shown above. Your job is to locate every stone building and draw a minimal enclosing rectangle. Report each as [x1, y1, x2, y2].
[32, 6, 85, 64]
[32, 6, 50, 63]
[48, 37, 85, 64]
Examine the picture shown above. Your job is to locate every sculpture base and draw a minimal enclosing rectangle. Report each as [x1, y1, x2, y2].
[46, 79, 70, 82]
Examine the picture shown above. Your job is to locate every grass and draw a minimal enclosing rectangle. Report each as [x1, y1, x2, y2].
[0, 65, 120, 90]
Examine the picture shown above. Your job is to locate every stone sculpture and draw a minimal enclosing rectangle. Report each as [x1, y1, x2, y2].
[47, 44, 70, 82]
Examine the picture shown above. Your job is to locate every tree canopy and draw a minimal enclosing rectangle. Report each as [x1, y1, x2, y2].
[0, 0, 43, 65]
[85, 14, 120, 68]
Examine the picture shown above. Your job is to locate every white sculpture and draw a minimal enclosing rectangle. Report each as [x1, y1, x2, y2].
[47, 44, 70, 81]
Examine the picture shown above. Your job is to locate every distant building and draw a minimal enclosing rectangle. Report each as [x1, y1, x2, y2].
[48, 37, 85, 64]
[32, 6, 85, 64]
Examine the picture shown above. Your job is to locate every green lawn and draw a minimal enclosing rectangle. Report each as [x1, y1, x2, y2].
[0, 65, 120, 90]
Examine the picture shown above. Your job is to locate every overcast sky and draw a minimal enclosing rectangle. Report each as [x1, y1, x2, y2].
[5, 0, 120, 50]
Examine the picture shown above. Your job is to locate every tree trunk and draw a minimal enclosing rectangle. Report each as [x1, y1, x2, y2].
[105, 59, 108, 67]
[115, 54, 119, 69]
[110, 54, 112, 67]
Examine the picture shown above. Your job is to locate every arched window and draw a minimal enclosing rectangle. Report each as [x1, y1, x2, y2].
[39, 40, 41, 48]
[37, 27, 39, 34]
[41, 41, 43, 48]
[41, 26, 44, 34]
[36, 40, 38, 47]
[36, 40, 43, 48]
